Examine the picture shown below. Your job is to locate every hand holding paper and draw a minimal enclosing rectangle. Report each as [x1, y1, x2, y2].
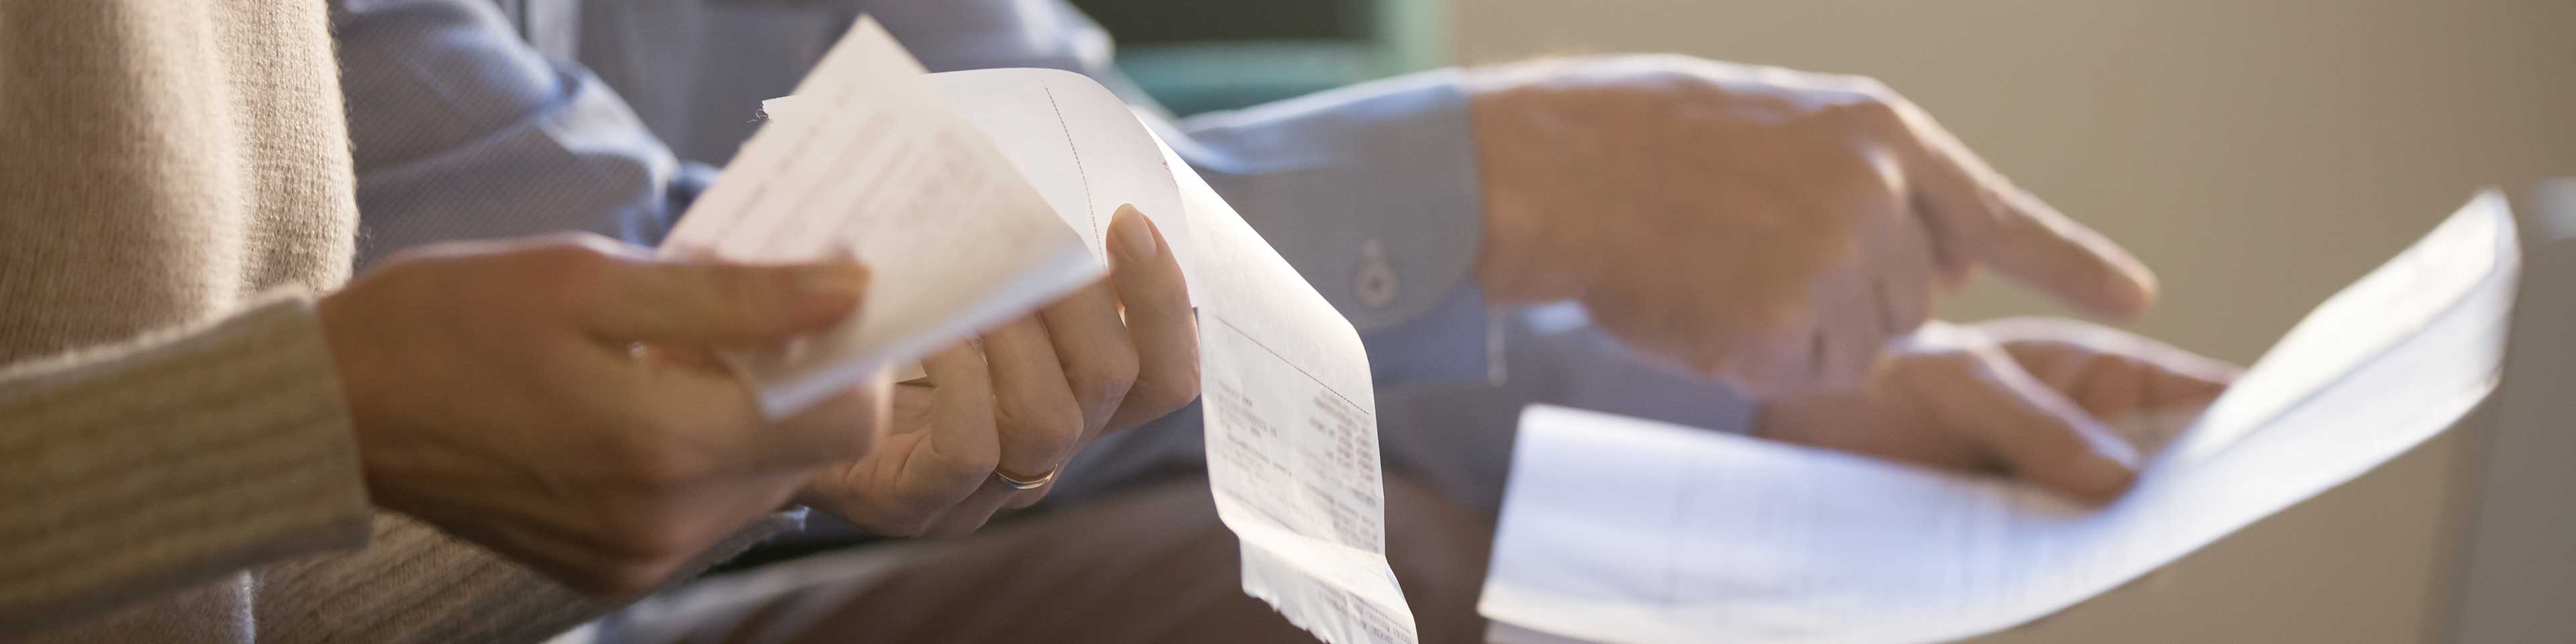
[1758, 318, 2239, 500]
[323, 237, 889, 596]
[662, 19, 1100, 419]
[1484, 193, 2518, 644]
[796, 206, 1201, 536]
[686, 19, 1420, 643]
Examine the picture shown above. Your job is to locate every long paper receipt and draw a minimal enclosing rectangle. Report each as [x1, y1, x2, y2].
[1481, 193, 2520, 644]
[711, 20, 1419, 644]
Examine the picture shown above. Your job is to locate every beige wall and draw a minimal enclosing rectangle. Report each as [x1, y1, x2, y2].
[1452, 0, 2576, 363]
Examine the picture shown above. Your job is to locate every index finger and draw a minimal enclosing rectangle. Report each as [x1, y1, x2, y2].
[608, 342, 880, 469]
[1893, 103, 2157, 319]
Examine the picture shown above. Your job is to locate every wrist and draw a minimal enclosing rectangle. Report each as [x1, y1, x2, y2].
[1472, 179, 1560, 303]
[1465, 70, 1584, 304]
[315, 284, 406, 506]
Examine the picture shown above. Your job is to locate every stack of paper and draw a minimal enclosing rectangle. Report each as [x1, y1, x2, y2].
[669, 18, 1418, 644]
[1482, 193, 2522, 644]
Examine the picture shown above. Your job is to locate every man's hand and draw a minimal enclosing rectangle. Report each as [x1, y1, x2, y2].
[1756, 318, 2239, 501]
[319, 233, 890, 596]
[796, 205, 1200, 536]
[1468, 56, 2157, 395]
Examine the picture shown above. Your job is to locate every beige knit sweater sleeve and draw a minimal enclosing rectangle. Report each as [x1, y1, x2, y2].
[0, 0, 381, 634]
[1, 0, 600, 639]
[0, 1, 794, 639]
[0, 294, 376, 634]
[0, 295, 790, 642]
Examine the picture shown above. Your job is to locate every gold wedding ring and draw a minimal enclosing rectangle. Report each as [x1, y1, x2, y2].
[993, 467, 1059, 490]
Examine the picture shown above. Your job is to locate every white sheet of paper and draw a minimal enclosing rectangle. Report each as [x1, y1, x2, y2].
[765, 68, 1196, 276]
[767, 68, 1208, 383]
[1481, 193, 2520, 644]
[765, 64, 1417, 643]
[661, 18, 1097, 417]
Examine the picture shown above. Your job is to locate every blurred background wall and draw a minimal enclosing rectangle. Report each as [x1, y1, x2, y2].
[1091, 0, 2576, 363]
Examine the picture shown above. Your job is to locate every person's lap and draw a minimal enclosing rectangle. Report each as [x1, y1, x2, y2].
[588, 473, 1495, 644]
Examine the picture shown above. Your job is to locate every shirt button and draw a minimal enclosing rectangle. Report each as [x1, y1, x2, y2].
[1357, 239, 1398, 308]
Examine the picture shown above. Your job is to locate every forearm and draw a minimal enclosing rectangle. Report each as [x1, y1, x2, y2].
[0, 294, 373, 635]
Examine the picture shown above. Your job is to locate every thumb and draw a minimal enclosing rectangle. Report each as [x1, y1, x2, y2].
[581, 256, 869, 345]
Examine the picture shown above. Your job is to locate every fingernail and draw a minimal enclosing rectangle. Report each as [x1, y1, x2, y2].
[1110, 205, 1159, 261]
[798, 261, 871, 301]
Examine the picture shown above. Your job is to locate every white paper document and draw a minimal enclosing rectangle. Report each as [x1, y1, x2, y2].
[917, 66, 1420, 644]
[1482, 195, 2521, 644]
[763, 68, 1198, 280]
[1181, 152, 1420, 644]
[727, 24, 1417, 643]
[661, 18, 1097, 417]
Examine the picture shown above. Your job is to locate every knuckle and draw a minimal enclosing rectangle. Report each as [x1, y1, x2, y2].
[1025, 410, 1085, 464]
[525, 237, 624, 291]
[1840, 93, 1900, 121]
[949, 434, 1003, 478]
[928, 447, 1000, 504]
[1810, 93, 1906, 140]
[1128, 364, 1202, 418]
[1067, 350, 1142, 406]
[1000, 396, 1084, 441]
[1810, 152, 1902, 207]
[1839, 74, 1896, 100]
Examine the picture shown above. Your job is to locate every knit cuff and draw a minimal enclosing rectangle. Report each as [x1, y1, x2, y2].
[0, 292, 372, 633]
[254, 511, 804, 643]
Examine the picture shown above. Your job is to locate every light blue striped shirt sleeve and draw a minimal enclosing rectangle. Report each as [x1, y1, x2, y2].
[333, 0, 1764, 522]
[1167, 69, 1498, 386]
[339, 0, 1500, 385]
[334, 0, 688, 269]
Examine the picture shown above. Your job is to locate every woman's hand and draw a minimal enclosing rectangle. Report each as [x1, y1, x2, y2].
[321, 233, 889, 595]
[795, 206, 1199, 536]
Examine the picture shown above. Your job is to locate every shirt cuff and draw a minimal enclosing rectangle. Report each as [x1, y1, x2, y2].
[1175, 68, 1493, 385]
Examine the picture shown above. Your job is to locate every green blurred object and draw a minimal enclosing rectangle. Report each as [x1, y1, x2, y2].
[1068, 0, 1448, 116]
